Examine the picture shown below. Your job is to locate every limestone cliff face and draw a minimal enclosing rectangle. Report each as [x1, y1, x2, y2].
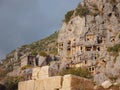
[58, 0, 120, 84]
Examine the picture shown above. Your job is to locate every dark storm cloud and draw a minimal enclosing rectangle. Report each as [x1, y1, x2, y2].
[0, 0, 81, 59]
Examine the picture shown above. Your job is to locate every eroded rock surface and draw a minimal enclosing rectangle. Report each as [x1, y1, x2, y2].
[58, 0, 120, 84]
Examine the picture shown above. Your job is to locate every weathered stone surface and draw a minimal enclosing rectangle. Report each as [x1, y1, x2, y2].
[26, 80, 35, 90]
[60, 87, 76, 90]
[43, 76, 62, 90]
[95, 86, 119, 90]
[7, 68, 21, 77]
[34, 79, 44, 90]
[94, 73, 108, 85]
[19, 74, 119, 90]
[18, 81, 24, 90]
[32, 67, 41, 80]
[61, 74, 94, 90]
[20, 55, 28, 68]
[18, 80, 34, 90]
[58, 0, 120, 85]
[84, 78, 94, 90]
[32, 66, 51, 80]
[62, 74, 83, 88]
[101, 80, 112, 89]
[103, 3, 113, 18]
[36, 55, 47, 67]
[117, 3, 120, 16]
[38, 66, 51, 78]
[19, 76, 62, 90]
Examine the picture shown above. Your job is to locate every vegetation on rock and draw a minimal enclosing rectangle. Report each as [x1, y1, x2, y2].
[28, 31, 58, 55]
[107, 44, 120, 56]
[64, 10, 74, 23]
[39, 51, 48, 57]
[4, 76, 23, 90]
[64, 4, 90, 23]
[59, 67, 92, 79]
[21, 65, 33, 70]
[75, 5, 89, 17]
[0, 31, 58, 71]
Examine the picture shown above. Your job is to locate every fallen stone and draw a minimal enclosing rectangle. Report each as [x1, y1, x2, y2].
[101, 80, 112, 89]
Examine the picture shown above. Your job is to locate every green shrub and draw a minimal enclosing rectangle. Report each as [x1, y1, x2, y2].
[4, 76, 23, 90]
[21, 65, 33, 70]
[39, 51, 48, 57]
[59, 67, 92, 79]
[107, 44, 120, 57]
[31, 50, 37, 56]
[64, 10, 74, 23]
[49, 48, 58, 55]
[75, 5, 89, 17]
[107, 44, 120, 53]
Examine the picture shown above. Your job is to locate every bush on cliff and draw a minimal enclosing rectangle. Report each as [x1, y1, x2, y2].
[39, 51, 48, 57]
[64, 10, 74, 23]
[4, 76, 23, 90]
[107, 44, 120, 57]
[21, 65, 33, 70]
[75, 5, 89, 17]
[59, 67, 92, 79]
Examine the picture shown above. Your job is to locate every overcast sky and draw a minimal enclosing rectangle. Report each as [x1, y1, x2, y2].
[0, 0, 81, 59]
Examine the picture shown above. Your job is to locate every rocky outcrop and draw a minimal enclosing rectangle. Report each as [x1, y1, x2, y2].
[0, 31, 58, 71]
[58, 0, 120, 84]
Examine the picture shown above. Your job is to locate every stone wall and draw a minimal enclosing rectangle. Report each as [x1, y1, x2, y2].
[19, 74, 119, 90]
[18, 75, 94, 90]
[18, 80, 35, 90]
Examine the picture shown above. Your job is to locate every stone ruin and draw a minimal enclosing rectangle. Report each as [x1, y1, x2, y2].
[18, 66, 94, 90]
[18, 66, 119, 90]
[20, 54, 47, 68]
[19, 0, 120, 89]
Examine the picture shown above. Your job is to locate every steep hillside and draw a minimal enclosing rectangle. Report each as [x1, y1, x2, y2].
[0, 31, 58, 70]
[19, 31, 58, 56]
[1, 0, 120, 89]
